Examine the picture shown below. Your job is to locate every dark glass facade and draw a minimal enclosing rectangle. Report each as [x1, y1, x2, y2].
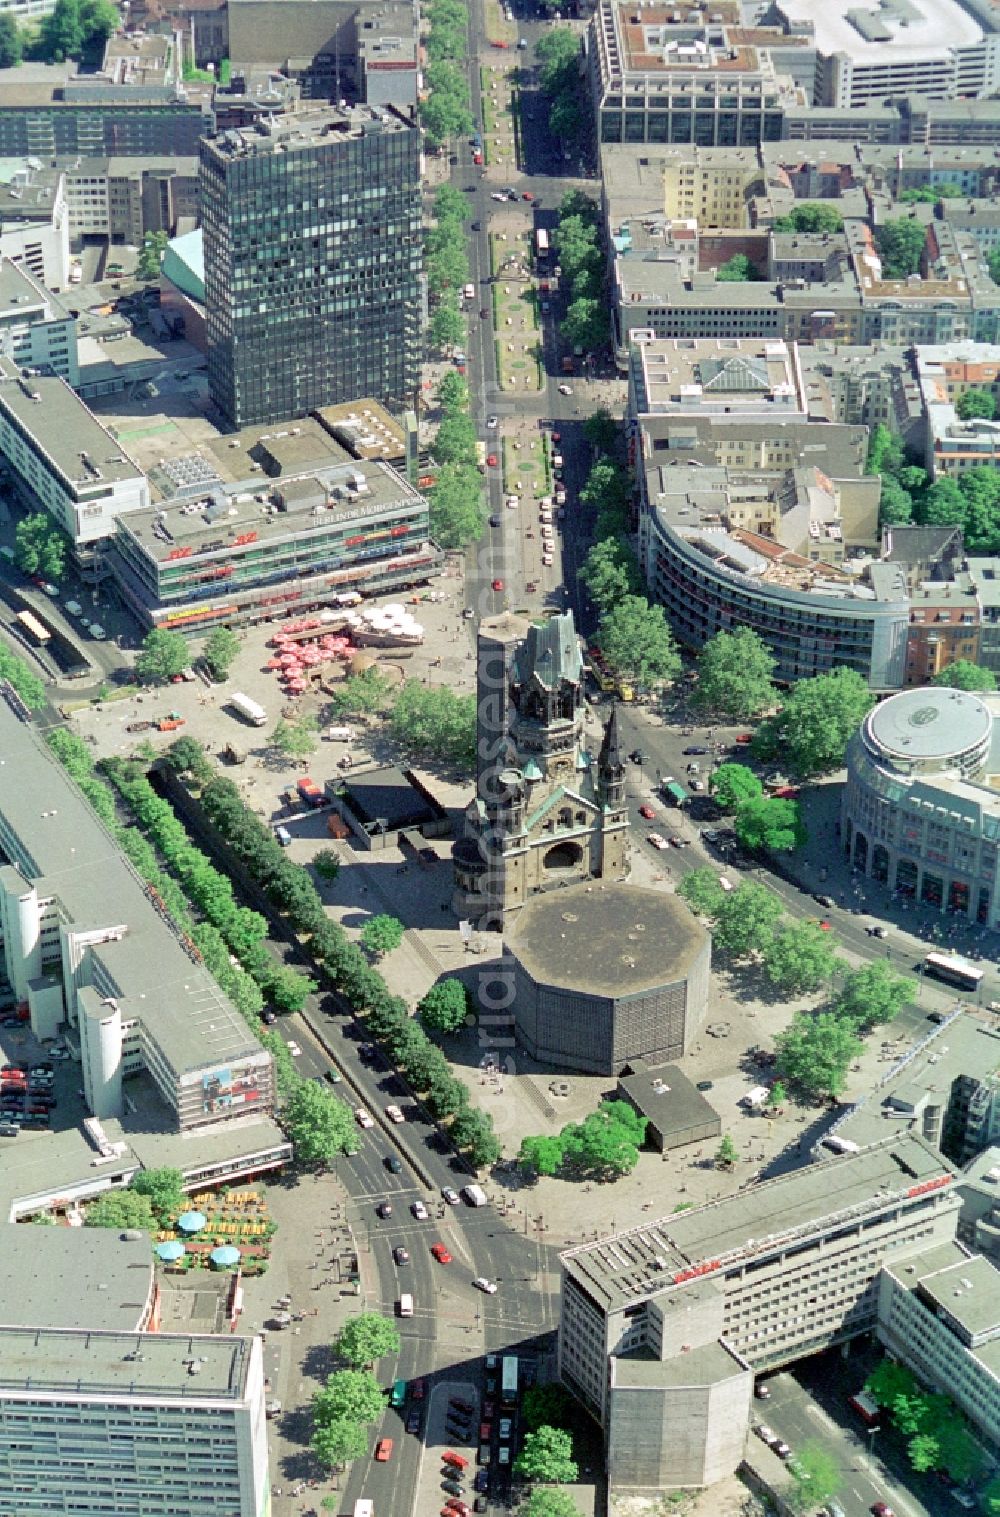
[200, 109, 423, 428]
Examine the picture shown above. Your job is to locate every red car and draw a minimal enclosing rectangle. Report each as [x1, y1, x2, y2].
[491, 578, 504, 592]
[486, 454, 498, 467]
[431, 1242, 453, 1264]
[735, 733, 753, 744]
[375, 1437, 394, 1461]
[411, 1377, 425, 1400]
[522, 191, 534, 201]
[871, 1505, 894, 1517]
[444, 1504, 470, 1517]
[638, 804, 656, 820]
[772, 785, 800, 799]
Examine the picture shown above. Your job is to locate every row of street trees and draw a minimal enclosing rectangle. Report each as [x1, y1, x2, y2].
[428, 366, 488, 550]
[517, 1100, 648, 1182]
[868, 417, 1000, 558]
[536, 29, 584, 145]
[678, 869, 913, 1097]
[576, 413, 682, 695]
[865, 1360, 984, 1487]
[551, 187, 608, 355]
[134, 624, 240, 683]
[311, 1313, 402, 1471]
[419, 0, 473, 151]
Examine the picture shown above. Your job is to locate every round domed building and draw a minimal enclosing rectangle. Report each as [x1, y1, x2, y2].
[842, 685, 1000, 920]
[505, 879, 710, 1075]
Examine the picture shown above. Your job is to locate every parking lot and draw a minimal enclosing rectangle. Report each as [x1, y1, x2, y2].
[0, 1017, 70, 1139]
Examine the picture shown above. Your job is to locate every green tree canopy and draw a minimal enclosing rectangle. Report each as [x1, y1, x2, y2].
[518, 1133, 566, 1178]
[389, 679, 476, 770]
[312, 848, 340, 882]
[202, 626, 240, 681]
[560, 1100, 646, 1180]
[14, 512, 67, 580]
[311, 1416, 367, 1469]
[129, 1167, 185, 1220]
[710, 762, 763, 813]
[787, 1443, 841, 1514]
[598, 595, 680, 692]
[521, 1383, 577, 1434]
[930, 659, 996, 691]
[771, 203, 843, 233]
[875, 217, 926, 278]
[775, 1010, 861, 1100]
[716, 252, 759, 282]
[693, 628, 776, 719]
[283, 1079, 356, 1165]
[514, 1424, 578, 1484]
[715, 1134, 738, 1168]
[135, 628, 190, 683]
[419, 978, 470, 1035]
[312, 1369, 386, 1428]
[330, 666, 395, 716]
[522, 1489, 581, 1517]
[955, 387, 996, 421]
[437, 368, 469, 412]
[270, 715, 319, 759]
[561, 296, 606, 351]
[359, 914, 404, 960]
[579, 536, 641, 617]
[85, 1189, 156, 1231]
[832, 960, 913, 1032]
[677, 867, 727, 919]
[335, 1312, 401, 1368]
[754, 668, 874, 777]
[712, 881, 784, 958]
[430, 297, 466, 351]
[433, 410, 478, 468]
[583, 406, 619, 454]
[878, 474, 914, 527]
[0, 13, 23, 66]
[428, 461, 487, 549]
[734, 795, 806, 853]
[762, 920, 840, 995]
[449, 1105, 501, 1166]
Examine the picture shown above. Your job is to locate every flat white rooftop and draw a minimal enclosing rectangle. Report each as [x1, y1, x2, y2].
[777, 0, 985, 64]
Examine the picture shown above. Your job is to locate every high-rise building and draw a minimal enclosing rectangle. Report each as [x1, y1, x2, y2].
[200, 105, 422, 429]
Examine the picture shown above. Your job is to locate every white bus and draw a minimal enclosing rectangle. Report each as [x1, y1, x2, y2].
[353, 1501, 374, 1517]
[923, 952, 983, 991]
[229, 691, 267, 727]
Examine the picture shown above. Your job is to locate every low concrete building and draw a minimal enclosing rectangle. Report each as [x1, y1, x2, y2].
[0, 258, 77, 384]
[0, 1226, 156, 1332]
[617, 1060, 721, 1151]
[0, 162, 69, 291]
[506, 881, 711, 1076]
[608, 1344, 751, 1490]
[327, 765, 450, 852]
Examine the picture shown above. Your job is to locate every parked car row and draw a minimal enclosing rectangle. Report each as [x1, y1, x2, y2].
[0, 1059, 56, 1134]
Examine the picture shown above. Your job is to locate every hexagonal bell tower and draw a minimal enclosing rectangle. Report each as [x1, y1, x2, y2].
[452, 610, 629, 928]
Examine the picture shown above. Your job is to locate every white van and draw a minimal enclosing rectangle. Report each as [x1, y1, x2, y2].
[740, 1085, 770, 1111]
[398, 1293, 413, 1318]
[326, 725, 354, 742]
[275, 825, 292, 847]
[718, 875, 734, 892]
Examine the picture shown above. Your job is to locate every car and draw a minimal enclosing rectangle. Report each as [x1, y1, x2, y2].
[412, 1200, 429, 1220]
[558, 383, 572, 395]
[629, 749, 643, 764]
[774, 1441, 792, 1460]
[638, 804, 656, 820]
[474, 1470, 489, 1493]
[491, 579, 504, 592]
[385, 1104, 404, 1124]
[486, 415, 498, 428]
[689, 778, 705, 791]
[866, 924, 888, 938]
[462, 607, 475, 619]
[480, 306, 489, 318]
[471, 221, 481, 231]
[498, 1447, 510, 1466]
[486, 454, 498, 467]
[355, 1107, 374, 1127]
[393, 1245, 410, 1265]
[431, 1243, 453, 1264]
[696, 1079, 714, 1091]
[359, 1042, 377, 1062]
[375, 1437, 394, 1461]
[449, 1397, 474, 1414]
[286, 1041, 302, 1056]
[755, 1425, 777, 1445]
[684, 745, 709, 755]
[323, 1066, 341, 1083]
[686, 762, 700, 773]
[521, 190, 534, 201]
[473, 1277, 497, 1294]
[442, 1480, 465, 1498]
[871, 1505, 895, 1517]
[260, 1008, 277, 1025]
[479, 1421, 492, 1441]
[669, 835, 690, 847]
[377, 1201, 393, 1218]
[814, 893, 836, 908]
[442, 1186, 460, 1205]
[407, 1407, 422, 1434]
[754, 1383, 771, 1399]
[735, 733, 753, 744]
[648, 832, 669, 851]
[443, 1504, 470, 1517]
[489, 514, 502, 529]
[385, 1154, 403, 1173]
